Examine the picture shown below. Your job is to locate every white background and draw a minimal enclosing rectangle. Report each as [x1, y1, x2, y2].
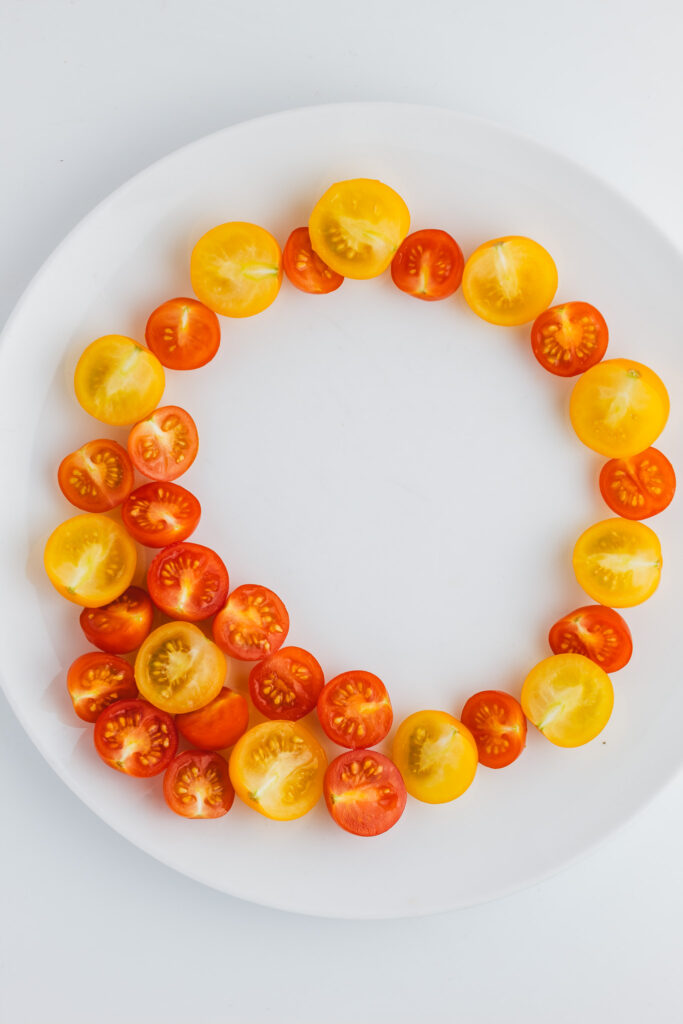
[1, 1, 682, 1020]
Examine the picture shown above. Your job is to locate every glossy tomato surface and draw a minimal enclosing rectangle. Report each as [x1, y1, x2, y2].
[176, 687, 249, 751]
[521, 654, 613, 747]
[66, 652, 137, 723]
[147, 542, 229, 621]
[79, 586, 154, 654]
[135, 621, 226, 714]
[163, 750, 234, 819]
[58, 439, 134, 512]
[190, 221, 282, 317]
[324, 750, 407, 837]
[249, 646, 324, 721]
[392, 710, 478, 804]
[460, 690, 526, 769]
[283, 226, 343, 294]
[122, 481, 201, 547]
[127, 405, 198, 481]
[573, 518, 662, 607]
[317, 670, 392, 748]
[74, 335, 165, 426]
[390, 228, 464, 300]
[530, 301, 608, 376]
[212, 584, 289, 661]
[44, 513, 137, 607]
[145, 297, 220, 370]
[94, 698, 177, 777]
[462, 236, 557, 326]
[599, 447, 676, 520]
[548, 605, 633, 672]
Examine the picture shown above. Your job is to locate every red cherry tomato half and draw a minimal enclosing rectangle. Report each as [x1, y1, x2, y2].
[390, 229, 464, 301]
[66, 652, 137, 723]
[599, 447, 676, 520]
[317, 670, 392, 749]
[58, 439, 134, 512]
[79, 586, 154, 654]
[147, 542, 229, 622]
[212, 584, 289, 661]
[122, 481, 201, 547]
[530, 301, 608, 377]
[548, 604, 633, 672]
[175, 687, 249, 750]
[94, 698, 177, 777]
[145, 297, 221, 370]
[249, 646, 324, 721]
[324, 750, 407, 836]
[283, 227, 344, 294]
[460, 690, 527, 769]
[127, 405, 198, 481]
[163, 750, 234, 819]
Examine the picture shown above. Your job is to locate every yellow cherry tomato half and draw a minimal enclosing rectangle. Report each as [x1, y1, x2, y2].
[462, 236, 558, 326]
[190, 222, 282, 318]
[521, 653, 614, 747]
[44, 513, 137, 607]
[74, 335, 165, 426]
[573, 517, 662, 608]
[229, 720, 327, 821]
[392, 709, 478, 804]
[570, 358, 670, 458]
[308, 178, 410, 280]
[135, 621, 226, 714]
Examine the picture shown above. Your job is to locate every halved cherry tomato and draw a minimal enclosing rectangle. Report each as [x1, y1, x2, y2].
[176, 687, 249, 750]
[127, 405, 198, 482]
[521, 654, 613, 747]
[66, 652, 137, 723]
[229, 720, 327, 820]
[317, 671, 392, 748]
[212, 584, 289, 661]
[283, 227, 343, 294]
[79, 585, 154, 654]
[462, 236, 557, 326]
[599, 447, 676, 520]
[94, 698, 177, 777]
[147, 542, 229, 622]
[390, 229, 464, 301]
[58, 439, 134, 512]
[548, 605, 633, 672]
[74, 335, 165, 426]
[530, 301, 608, 377]
[324, 750, 407, 837]
[460, 691, 526, 769]
[145, 297, 220, 370]
[191, 222, 282, 318]
[249, 646, 324, 721]
[135, 621, 226, 714]
[573, 517, 662, 607]
[121, 481, 201, 547]
[163, 750, 234, 819]
[44, 513, 137, 607]
[392, 710, 478, 804]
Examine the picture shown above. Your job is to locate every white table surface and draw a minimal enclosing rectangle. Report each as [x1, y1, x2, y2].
[2, 1, 682, 1020]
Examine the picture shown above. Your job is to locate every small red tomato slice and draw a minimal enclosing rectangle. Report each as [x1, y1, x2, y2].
[324, 750, 407, 836]
[58, 439, 134, 512]
[147, 542, 229, 621]
[249, 646, 324, 721]
[283, 226, 344, 294]
[212, 584, 289, 661]
[460, 690, 527, 769]
[390, 229, 464, 301]
[317, 671, 392, 749]
[122, 481, 201, 547]
[548, 604, 633, 672]
[67, 652, 137, 723]
[530, 301, 608, 377]
[94, 698, 177, 777]
[127, 405, 198, 481]
[164, 750, 234, 818]
[145, 297, 221, 370]
[599, 447, 676, 520]
[79, 586, 154, 654]
[176, 687, 249, 750]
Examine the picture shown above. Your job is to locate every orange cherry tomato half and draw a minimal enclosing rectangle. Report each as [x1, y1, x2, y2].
[127, 405, 198, 482]
[460, 690, 527, 769]
[599, 447, 676, 521]
[79, 585, 154, 654]
[212, 584, 289, 661]
[175, 686, 249, 751]
[249, 646, 324, 721]
[94, 698, 177, 777]
[121, 481, 201, 547]
[283, 227, 343, 294]
[66, 652, 137, 723]
[391, 229, 464, 301]
[317, 670, 392, 749]
[145, 297, 220, 370]
[163, 750, 234, 819]
[58, 438, 134, 513]
[548, 604, 633, 672]
[324, 750, 407, 837]
[530, 301, 608, 377]
[147, 542, 229, 622]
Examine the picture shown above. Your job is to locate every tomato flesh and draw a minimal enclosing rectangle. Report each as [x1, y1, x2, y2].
[44, 513, 137, 608]
[58, 439, 134, 512]
[67, 652, 137, 723]
[324, 750, 407, 836]
[573, 517, 662, 607]
[122, 481, 201, 547]
[249, 646, 324, 721]
[392, 710, 478, 804]
[79, 585, 154, 654]
[176, 687, 249, 750]
[94, 698, 177, 777]
[145, 297, 220, 370]
[127, 405, 198, 482]
[212, 584, 289, 661]
[74, 335, 165, 426]
[462, 236, 557, 326]
[317, 670, 392, 749]
[135, 621, 226, 714]
[164, 750, 234, 818]
[191, 221, 282, 318]
[391, 229, 464, 300]
[283, 227, 343, 294]
[521, 654, 613, 747]
[460, 690, 526, 769]
[599, 447, 675, 520]
[530, 301, 608, 377]
[548, 604, 632, 672]
[147, 542, 229, 622]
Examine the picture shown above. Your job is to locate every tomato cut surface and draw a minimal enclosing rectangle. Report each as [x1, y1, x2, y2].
[599, 447, 675, 520]
[80, 585, 154, 654]
[317, 671, 392, 749]
[164, 750, 234, 819]
[58, 439, 134, 512]
[145, 297, 221, 370]
[573, 517, 662, 607]
[462, 236, 557, 326]
[212, 584, 289, 661]
[127, 405, 198, 481]
[521, 654, 613, 747]
[67, 652, 137, 723]
[530, 301, 608, 376]
[548, 605, 633, 672]
[74, 335, 165, 426]
[324, 750, 407, 837]
[392, 710, 478, 804]
[191, 221, 282, 317]
[135, 621, 226, 714]
[249, 646, 324, 721]
[283, 227, 343, 294]
[44, 513, 137, 607]
[122, 481, 201, 547]
[94, 698, 177, 777]
[460, 691, 526, 769]
[147, 542, 229, 622]
[390, 229, 464, 301]
[176, 687, 249, 751]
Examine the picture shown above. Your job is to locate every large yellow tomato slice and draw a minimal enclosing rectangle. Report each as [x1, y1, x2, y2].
[521, 654, 613, 747]
[308, 178, 410, 279]
[229, 720, 327, 821]
[573, 517, 662, 607]
[570, 358, 669, 458]
[190, 222, 282, 318]
[462, 236, 557, 326]
[74, 335, 165, 426]
[44, 513, 137, 607]
[392, 709, 478, 804]
[135, 622, 226, 714]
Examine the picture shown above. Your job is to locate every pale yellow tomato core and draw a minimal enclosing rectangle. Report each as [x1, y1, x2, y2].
[190, 221, 282, 318]
[462, 236, 558, 326]
[521, 654, 613, 747]
[573, 517, 662, 607]
[44, 513, 137, 607]
[135, 622, 226, 714]
[74, 335, 165, 426]
[392, 709, 478, 804]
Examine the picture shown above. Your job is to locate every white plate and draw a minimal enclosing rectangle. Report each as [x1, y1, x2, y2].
[1, 104, 681, 919]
